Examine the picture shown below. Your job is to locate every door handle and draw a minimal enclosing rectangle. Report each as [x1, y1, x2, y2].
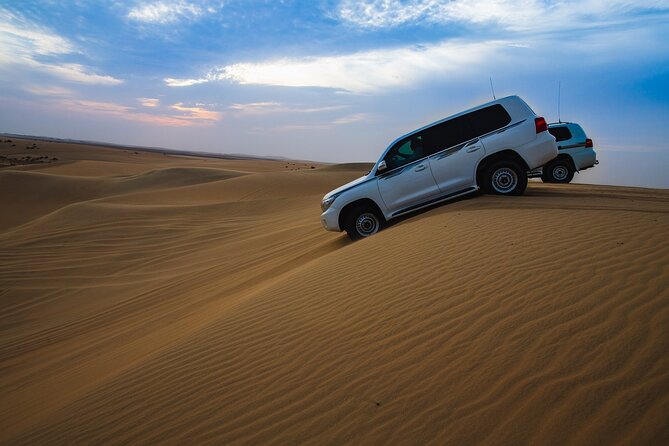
[414, 164, 426, 172]
[466, 144, 481, 153]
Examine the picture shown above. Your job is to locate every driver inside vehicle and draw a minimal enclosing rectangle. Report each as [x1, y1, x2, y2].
[409, 137, 424, 160]
[386, 136, 426, 170]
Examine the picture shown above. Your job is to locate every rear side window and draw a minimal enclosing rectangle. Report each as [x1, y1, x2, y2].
[548, 126, 572, 142]
[422, 114, 473, 154]
[466, 104, 512, 136]
[421, 104, 512, 154]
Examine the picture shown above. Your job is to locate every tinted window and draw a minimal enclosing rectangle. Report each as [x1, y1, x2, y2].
[422, 114, 475, 155]
[381, 104, 513, 171]
[467, 104, 512, 136]
[420, 104, 511, 154]
[548, 126, 572, 142]
[383, 134, 427, 170]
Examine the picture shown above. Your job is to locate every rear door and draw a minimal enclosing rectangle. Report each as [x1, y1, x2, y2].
[427, 138, 484, 193]
[426, 107, 511, 193]
[377, 135, 440, 214]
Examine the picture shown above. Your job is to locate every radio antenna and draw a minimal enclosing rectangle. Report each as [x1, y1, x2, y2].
[558, 80, 562, 123]
[489, 77, 496, 100]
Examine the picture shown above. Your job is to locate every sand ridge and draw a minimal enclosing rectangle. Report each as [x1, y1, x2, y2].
[1, 139, 668, 444]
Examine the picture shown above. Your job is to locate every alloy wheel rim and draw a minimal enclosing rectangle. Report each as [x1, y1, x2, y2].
[492, 167, 518, 193]
[356, 213, 379, 236]
[553, 165, 568, 180]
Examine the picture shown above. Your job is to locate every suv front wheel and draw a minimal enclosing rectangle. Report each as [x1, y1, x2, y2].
[344, 205, 383, 240]
[484, 160, 527, 196]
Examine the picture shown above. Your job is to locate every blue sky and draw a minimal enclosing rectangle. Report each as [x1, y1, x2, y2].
[1, 0, 668, 187]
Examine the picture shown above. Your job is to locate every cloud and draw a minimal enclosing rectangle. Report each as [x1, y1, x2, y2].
[67, 100, 132, 114]
[336, 0, 669, 31]
[54, 99, 220, 127]
[138, 97, 160, 107]
[228, 102, 346, 114]
[332, 113, 368, 125]
[23, 85, 75, 97]
[164, 39, 508, 93]
[266, 123, 332, 132]
[229, 102, 283, 112]
[264, 113, 369, 133]
[42, 63, 123, 85]
[163, 0, 669, 94]
[164, 77, 209, 87]
[338, 0, 443, 28]
[127, 1, 221, 24]
[0, 8, 123, 85]
[0, 11, 74, 58]
[170, 102, 222, 121]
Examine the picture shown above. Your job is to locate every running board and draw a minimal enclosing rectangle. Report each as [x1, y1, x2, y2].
[392, 187, 477, 217]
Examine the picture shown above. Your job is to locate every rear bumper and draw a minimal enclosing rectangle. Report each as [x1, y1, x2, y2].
[519, 132, 559, 169]
[530, 150, 599, 171]
[579, 159, 599, 171]
[571, 149, 597, 170]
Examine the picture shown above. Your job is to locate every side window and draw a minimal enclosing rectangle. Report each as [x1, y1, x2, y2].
[466, 104, 512, 137]
[381, 104, 513, 171]
[548, 126, 572, 142]
[384, 134, 427, 170]
[422, 115, 471, 155]
[419, 104, 511, 155]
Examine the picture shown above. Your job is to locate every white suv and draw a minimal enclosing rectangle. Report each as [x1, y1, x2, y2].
[321, 95, 558, 239]
[531, 122, 598, 183]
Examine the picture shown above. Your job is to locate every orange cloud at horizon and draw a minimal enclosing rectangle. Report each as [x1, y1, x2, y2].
[54, 99, 221, 127]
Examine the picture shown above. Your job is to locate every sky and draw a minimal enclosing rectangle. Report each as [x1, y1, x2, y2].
[1, 0, 668, 188]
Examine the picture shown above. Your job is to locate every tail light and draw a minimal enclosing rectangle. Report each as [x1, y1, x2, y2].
[535, 117, 548, 133]
[585, 138, 593, 148]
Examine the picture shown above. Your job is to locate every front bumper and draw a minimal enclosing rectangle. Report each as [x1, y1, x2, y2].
[321, 207, 341, 232]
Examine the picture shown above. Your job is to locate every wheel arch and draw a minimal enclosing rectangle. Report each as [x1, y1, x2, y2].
[338, 198, 385, 231]
[555, 153, 577, 171]
[476, 149, 530, 188]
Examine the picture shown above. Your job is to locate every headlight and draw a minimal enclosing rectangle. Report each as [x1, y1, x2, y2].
[321, 195, 337, 212]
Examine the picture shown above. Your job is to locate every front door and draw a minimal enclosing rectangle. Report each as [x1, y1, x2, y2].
[377, 136, 439, 214]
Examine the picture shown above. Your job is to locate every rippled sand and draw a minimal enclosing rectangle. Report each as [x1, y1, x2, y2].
[1, 138, 668, 445]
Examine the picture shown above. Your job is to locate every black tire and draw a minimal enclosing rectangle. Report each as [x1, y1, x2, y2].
[541, 158, 574, 183]
[344, 205, 383, 240]
[484, 160, 527, 196]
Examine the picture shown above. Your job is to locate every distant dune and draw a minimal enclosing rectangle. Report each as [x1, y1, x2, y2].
[316, 162, 375, 172]
[1, 138, 668, 445]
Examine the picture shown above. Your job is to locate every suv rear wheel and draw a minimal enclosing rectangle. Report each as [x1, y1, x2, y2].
[542, 158, 574, 183]
[344, 205, 383, 240]
[484, 160, 527, 196]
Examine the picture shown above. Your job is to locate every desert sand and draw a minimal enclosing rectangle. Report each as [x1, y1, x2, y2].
[1, 137, 668, 445]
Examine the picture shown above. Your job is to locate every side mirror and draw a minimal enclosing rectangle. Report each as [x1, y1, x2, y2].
[377, 160, 387, 173]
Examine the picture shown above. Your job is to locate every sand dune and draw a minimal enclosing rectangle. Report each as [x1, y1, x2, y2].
[1, 138, 668, 445]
